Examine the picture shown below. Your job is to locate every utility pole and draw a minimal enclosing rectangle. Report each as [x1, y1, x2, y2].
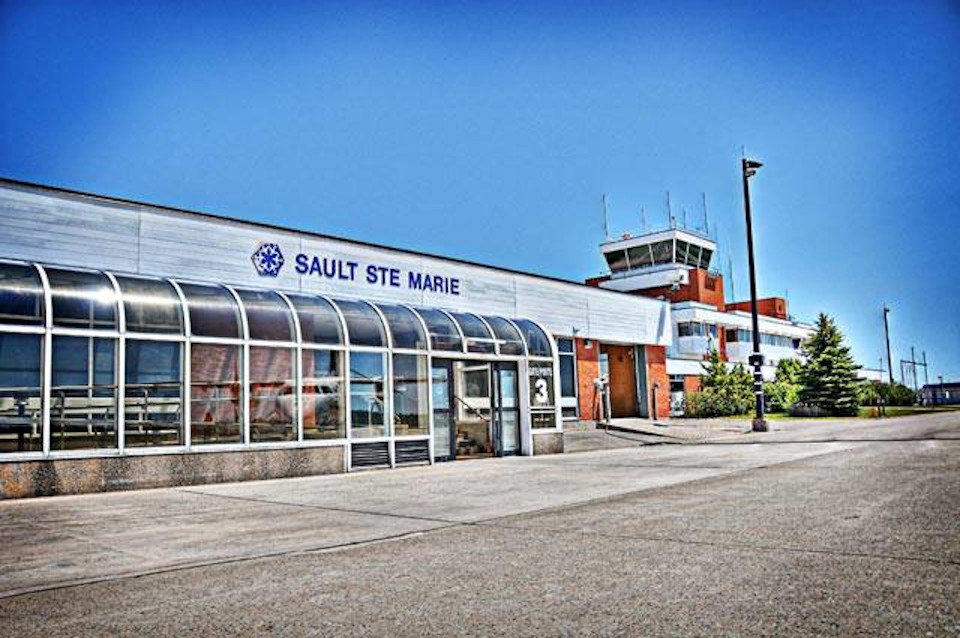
[922, 351, 929, 386]
[911, 346, 918, 391]
[883, 306, 894, 383]
[741, 157, 766, 432]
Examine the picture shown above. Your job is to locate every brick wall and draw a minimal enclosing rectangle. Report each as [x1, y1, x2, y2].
[576, 338, 601, 420]
[645, 345, 670, 420]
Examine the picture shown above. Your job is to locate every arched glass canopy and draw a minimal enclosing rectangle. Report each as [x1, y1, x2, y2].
[0, 261, 560, 458]
[374, 304, 428, 350]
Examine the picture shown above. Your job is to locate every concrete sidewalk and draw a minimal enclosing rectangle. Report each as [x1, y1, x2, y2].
[0, 438, 860, 598]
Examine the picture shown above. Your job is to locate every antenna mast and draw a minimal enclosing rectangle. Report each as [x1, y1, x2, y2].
[727, 256, 736, 302]
[666, 191, 674, 228]
[640, 206, 647, 235]
[702, 192, 709, 236]
[601, 193, 610, 241]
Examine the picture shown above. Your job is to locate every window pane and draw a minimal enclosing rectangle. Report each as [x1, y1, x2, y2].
[249, 347, 295, 442]
[0, 333, 43, 453]
[699, 249, 713, 269]
[650, 240, 673, 265]
[514, 319, 552, 357]
[375, 304, 427, 350]
[557, 338, 574, 354]
[350, 351, 386, 437]
[46, 267, 117, 329]
[124, 340, 182, 447]
[413, 308, 462, 351]
[179, 283, 241, 339]
[116, 276, 183, 334]
[559, 355, 576, 398]
[333, 299, 386, 347]
[287, 294, 343, 345]
[191, 343, 242, 444]
[302, 349, 345, 439]
[626, 245, 653, 269]
[237, 289, 295, 342]
[51, 336, 117, 450]
[604, 249, 629, 272]
[393, 354, 428, 436]
[0, 263, 44, 326]
[482, 316, 524, 356]
[450, 312, 495, 354]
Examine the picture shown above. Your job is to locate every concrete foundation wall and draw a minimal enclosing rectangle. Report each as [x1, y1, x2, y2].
[0, 446, 345, 499]
[532, 431, 564, 455]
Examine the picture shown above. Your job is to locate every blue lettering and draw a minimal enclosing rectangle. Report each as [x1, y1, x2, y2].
[408, 272, 423, 290]
[366, 264, 378, 284]
[450, 278, 460, 295]
[389, 268, 400, 287]
[295, 253, 308, 274]
[309, 256, 322, 276]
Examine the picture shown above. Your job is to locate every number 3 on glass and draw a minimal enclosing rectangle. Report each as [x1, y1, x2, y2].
[534, 378, 549, 405]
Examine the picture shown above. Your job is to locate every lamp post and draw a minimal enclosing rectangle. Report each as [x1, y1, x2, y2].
[741, 157, 767, 432]
[883, 306, 894, 383]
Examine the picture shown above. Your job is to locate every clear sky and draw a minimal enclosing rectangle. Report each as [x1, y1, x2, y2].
[2, 1, 959, 382]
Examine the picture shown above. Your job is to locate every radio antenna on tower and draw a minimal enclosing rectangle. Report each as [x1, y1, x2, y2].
[601, 193, 610, 241]
[682, 207, 688, 229]
[702, 192, 709, 236]
[727, 256, 736, 302]
[640, 206, 647, 235]
[666, 191, 674, 228]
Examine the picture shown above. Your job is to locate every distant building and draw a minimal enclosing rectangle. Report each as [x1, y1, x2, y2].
[920, 382, 960, 405]
[586, 227, 814, 415]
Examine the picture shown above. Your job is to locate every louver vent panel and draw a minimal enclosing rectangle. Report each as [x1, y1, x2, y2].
[351, 442, 390, 468]
[394, 439, 430, 465]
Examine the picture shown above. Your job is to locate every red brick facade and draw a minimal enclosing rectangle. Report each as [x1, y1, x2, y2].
[576, 338, 601, 421]
[645, 345, 670, 420]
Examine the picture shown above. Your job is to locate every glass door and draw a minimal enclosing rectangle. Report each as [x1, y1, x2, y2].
[431, 360, 455, 461]
[494, 362, 520, 456]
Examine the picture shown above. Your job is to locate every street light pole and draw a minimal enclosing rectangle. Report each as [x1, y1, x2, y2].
[883, 306, 894, 384]
[741, 157, 767, 432]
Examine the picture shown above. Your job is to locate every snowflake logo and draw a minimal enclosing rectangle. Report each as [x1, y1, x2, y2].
[251, 242, 285, 277]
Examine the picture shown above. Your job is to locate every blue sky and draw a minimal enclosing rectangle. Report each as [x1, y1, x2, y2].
[2, 1, 959, 382]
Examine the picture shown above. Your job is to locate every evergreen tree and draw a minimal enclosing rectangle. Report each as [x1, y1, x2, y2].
[798, 313, 861, 415]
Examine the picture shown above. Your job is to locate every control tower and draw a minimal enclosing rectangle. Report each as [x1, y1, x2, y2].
[596, 228, 716, 294]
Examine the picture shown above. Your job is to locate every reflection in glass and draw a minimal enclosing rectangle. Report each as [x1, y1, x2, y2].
[124, 340, 182, 447]
[333, 300, 386, 347]
[179, 283, 241, 339]
[350, 351, 386, 437]
[375, 304, 427, 350]
[514, 319, 552, 357]
[287, 294, 342, 345]
[115, 276, 183, 334]
[46, 267, 117, 329]
[302, 349, 345, 439]
[249, 347, 295, 442]
[237, 290, 295, 342]
[191, 343, 242, 444]
[450, 312, 495, 354]
[482, 316, 525, 356]
[412, 308, 462, 351]
[51, 336, 117, 450]
[0, 334, 43, 453]
[0, 263, 44, 326]
[393, 354, 428, 436]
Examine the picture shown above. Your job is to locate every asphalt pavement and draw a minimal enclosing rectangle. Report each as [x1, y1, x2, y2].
[0, 412, 957, 636]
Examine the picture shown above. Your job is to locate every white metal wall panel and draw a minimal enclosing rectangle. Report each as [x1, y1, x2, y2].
[0, 187, 140, 272]
[0, 181, 671, 345]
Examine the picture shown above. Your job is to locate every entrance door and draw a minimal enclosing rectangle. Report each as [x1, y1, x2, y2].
[493, 362, 519, 456]
[431, 360, 455, 462]
[601, 344, 639, 418]
[454, 362, 493, 458]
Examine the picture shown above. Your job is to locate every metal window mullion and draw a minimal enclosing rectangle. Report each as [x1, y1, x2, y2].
[35, 263, 52, 456]
[104, 271, 124, 453]
[168, 280, 192, 449]
[425, 351, 435, 465]
[325, 295, 352, 469]
[436, 308, 467, 354]
[226, 286, 251, 446]
[277, 291, 304, 443]
[386, 350, 395, 468]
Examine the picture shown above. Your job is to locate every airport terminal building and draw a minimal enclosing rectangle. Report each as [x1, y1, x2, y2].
[0, 179, 672, 498]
